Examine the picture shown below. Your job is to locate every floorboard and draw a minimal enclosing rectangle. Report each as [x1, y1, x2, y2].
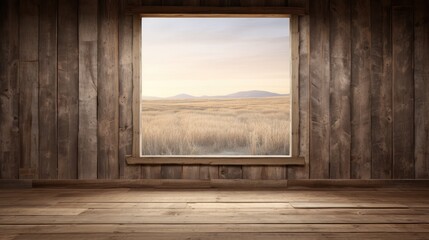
[0, 188, 428, 239]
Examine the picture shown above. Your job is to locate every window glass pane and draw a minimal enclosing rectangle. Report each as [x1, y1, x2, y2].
[141, 18, 291, 156]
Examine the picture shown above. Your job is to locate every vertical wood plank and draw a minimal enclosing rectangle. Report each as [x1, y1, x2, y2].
[98, 0, 120, 179]
[19, 0, 39, 179]
[199, 165, 219, 179]
[119, 0, 139, 179]
[329, 0, 351, 179]
[132, 14, 141, 156]
[78, 0, 98, 179]
[38, 0, 58, 179]
[371, 0, 393, 179]
[141, 0, 162, 5]
[392, 6, 414, 179]
[288, 0, 310, 179]
[58, 0, 79, 179]
[182, 166, 200, 179]
[262, 167, 285, 180]
[350, 0, 371, 179]
[0, 0, 20, 179]
[219, 166, 242, 179]
[161, 167, 182, 179]
[200, 0, 221, 6]
[414, 0, 429, 179]
[137, 1, 161, 179]
[309, 0, 330, 179]
[242, 167, 262, 180]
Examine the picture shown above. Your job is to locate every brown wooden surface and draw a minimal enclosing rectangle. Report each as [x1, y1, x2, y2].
[58, 0, 79, 179]
[18, 0, 39, 179]
[129, 6, 307, 16]
[329, 0, 351, 179]
[288, 0, 310, 179]
[0, 0, 19, 179]
[392, 6, 415, 179]
[78, 0, 98, 179]
[350, 0, 371, 179]
[309, 0, 330, 179]
[1, 0, 429, 180]
[128, 156, 305, 166]
[119, 0, 136, 179]
[413, 0, 429, 179]
[98, 0, 119, 179]
[38, 0, 57, 179]
[1, 187, 429, 239]
[370, 0, 393, 179]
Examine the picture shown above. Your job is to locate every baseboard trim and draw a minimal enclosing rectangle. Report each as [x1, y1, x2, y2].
[1, 179, 429, 189]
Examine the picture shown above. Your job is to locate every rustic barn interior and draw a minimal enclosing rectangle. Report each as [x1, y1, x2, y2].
[1, 0, 429, 239]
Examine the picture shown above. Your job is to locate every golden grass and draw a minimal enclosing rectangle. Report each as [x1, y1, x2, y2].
[141, 97, 290, 155]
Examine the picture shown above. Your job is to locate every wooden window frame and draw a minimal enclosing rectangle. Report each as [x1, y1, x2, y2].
[127, 6, 305, 166]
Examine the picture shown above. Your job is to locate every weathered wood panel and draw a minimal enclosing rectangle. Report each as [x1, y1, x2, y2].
[19, 0, 39, 179]
[329, 0, 351, 179]
[98, 0, 119, 179]
[38, 0, 58, 179]
[58, 0, 79, 179]
[0, 0, 19, 179]
[182, 166, 200, 179]
[288, 0, 310, 179]
[2, 0, 429, 180]
[371, 0, 393, 179]
[414, 0, 429, 179]
[161, 167, 183, 179]
[219, 166, 242, 179]
[309, 0, 330, 179]
[119, 0, 138, 179]
[78, 0, 98, 179]
[243, 167, 263, 180]
[350, 0, 371, 179]
[392, 6, 414, 179]
[138, 1, 162, 179]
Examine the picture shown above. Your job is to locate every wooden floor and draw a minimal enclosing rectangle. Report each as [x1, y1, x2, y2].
[1, 187, 429, 239]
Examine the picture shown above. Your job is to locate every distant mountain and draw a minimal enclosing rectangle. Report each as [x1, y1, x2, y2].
[221, 90, 288, 99]
[167, 93, 196, 99]
[142, 90, 288, 100]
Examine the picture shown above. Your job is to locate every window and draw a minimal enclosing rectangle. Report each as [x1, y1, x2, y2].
[128, 9, 303, 165]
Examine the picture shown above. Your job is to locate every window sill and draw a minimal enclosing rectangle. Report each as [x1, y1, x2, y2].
[126, 155, 305, 166]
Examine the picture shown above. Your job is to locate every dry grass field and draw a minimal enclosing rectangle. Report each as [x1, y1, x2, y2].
[141, 97, 290, 155]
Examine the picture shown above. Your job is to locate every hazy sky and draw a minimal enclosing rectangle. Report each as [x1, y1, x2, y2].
[141, 18, 291, 98]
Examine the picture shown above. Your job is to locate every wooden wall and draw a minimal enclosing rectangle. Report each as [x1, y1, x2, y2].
[0, 0, 428, 180]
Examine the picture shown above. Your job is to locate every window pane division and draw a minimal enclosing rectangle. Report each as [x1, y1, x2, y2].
[141, 18, 292, 156]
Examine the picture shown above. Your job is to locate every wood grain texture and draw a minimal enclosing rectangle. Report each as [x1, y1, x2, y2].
[414, 0, 429, 179]
[219, 166, 242, 179]
[161, 166, 183, 179]
[0, 0, 19, 179]
[309, 0, 330, 179]
[98, 0, 119, 179]
[350, 0, 371, 179]
[371, 0, 393, 179]
[38, 0, 57, 179]
[288, 0, 310, 179]
[119, 0, 138, 179]
[58, 0, 79, 179]
[182, 166, 200, 179]
[138, 1, 162, 179]
[329, 0, 351, 179]
[392, 6, 414, 179]
[129, 6, 307, 16]
[78, 0, 98, 179]
[19, 0, 39, 179]
[243, 167, 263, 180]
